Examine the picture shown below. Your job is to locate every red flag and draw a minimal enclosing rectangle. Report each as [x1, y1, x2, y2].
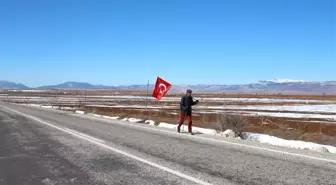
[152, 77, 172, 100]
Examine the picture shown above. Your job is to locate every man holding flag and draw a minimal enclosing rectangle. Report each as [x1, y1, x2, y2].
[177, 89, 199, 135]
[152, 77, 199, 135]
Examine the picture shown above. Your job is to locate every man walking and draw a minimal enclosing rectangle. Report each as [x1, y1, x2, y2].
[177, 89, 199, 135]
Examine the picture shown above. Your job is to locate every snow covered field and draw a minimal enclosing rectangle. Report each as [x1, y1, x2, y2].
[1, 94, 336, 121]
[231, 111, 336, 120]
[1, 95, 334, 103]
[82, 95, 335, 103]
[86, 104, 336, 113]
[198, 104, 336, 113]
[84, 104, 336, 120]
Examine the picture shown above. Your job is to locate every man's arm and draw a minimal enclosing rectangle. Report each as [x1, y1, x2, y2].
[191, 97, 199, 106]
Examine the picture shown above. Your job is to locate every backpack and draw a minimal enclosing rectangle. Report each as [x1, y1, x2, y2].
[180, 96, 188, 111]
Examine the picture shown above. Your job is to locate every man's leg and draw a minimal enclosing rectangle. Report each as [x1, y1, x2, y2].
[187, 115, 193, 133]
[177, 112, 186, 133]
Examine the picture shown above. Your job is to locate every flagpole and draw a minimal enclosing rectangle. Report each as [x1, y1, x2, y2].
[152, 76, 172, 127]
[145, 80, 149, 117]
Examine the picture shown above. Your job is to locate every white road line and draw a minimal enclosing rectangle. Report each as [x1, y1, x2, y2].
[64, 128, 105, 143]
[0, 105, 212, 185]
[73, 113, 336, 164]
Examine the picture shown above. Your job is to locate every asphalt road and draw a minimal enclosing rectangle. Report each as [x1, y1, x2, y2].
[0, 102, 335, 185]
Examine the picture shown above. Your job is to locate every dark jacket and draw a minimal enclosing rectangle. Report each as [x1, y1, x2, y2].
[180, 95, 198, 115]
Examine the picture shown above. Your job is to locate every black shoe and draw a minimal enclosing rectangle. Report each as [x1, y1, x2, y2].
[177, 128, 180, 133]
[189, 132, 194, 135]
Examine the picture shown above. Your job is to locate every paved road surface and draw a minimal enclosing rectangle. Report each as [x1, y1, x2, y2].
[0, 102, 335, 185]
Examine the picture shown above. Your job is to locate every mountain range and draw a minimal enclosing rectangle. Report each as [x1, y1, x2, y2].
[0, 79, 335, 94]
[0, 80, 28, 89]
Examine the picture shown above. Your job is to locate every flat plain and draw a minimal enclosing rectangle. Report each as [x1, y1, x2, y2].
[1, 89, 335, 146]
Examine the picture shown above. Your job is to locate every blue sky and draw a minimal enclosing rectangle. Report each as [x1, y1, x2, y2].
[0, 0, 335, 87]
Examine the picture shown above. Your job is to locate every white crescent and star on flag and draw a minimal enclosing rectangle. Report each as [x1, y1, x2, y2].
[158, 83, 167, 94]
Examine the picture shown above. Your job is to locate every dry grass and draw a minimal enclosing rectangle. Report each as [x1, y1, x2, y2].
[216, 114, 248, 137]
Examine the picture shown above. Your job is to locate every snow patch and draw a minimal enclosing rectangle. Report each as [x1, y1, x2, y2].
[157, 122, 177, 129]
[145, 120, 155, 126]
[222, 129, 237, 138]
[244, 133, 335, 153]
[60, 107, 75, 110]
[28, 104, 42, 107]
[41, 106, 53, 109]
[75, 110, 85, 114]
[128, 118, 143, 123]
[102, 115, 119, 120]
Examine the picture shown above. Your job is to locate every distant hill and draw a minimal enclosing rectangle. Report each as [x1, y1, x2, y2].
[0, 80, 28, 89]
[38, 82, 117, 89]
[1, 79, 335, 94]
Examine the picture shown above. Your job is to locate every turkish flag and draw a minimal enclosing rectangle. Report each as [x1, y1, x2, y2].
[152, 77, 172, 100]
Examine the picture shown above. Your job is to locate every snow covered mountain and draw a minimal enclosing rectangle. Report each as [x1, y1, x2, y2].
[258, 79, 309, 84]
